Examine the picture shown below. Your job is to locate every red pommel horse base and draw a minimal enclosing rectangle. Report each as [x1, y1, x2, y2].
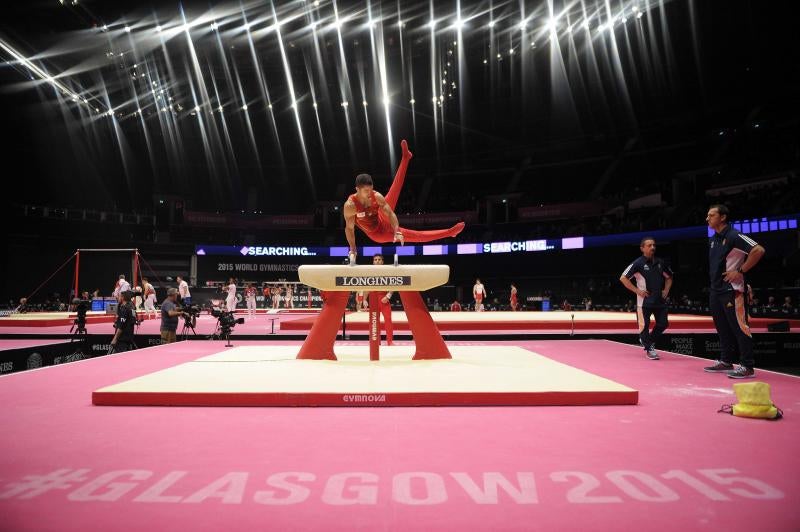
[296, 264, 452, 362]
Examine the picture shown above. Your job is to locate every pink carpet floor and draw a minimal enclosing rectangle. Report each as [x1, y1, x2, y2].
[0, 339, 798, 531]
[0, 313, 313, 336]
[0, 339, 72, 350]
[0, 312, 792, 337]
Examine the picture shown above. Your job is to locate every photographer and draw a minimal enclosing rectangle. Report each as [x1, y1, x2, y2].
[160, 288, 182, 344]
[71, 296, 90, 334]
[110, 291, 137, 353]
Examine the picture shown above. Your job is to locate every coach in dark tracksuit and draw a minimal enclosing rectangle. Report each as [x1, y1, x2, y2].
[620, 237, 674, 360]
[703, 205, 765, 379]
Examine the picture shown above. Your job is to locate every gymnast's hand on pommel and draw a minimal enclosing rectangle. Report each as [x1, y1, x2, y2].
[343, 200, 358, 258]
[393, 229, 405, 245]
[401, 139, 413, 160]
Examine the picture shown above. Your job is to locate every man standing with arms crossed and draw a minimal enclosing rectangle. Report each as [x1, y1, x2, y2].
[620, 237, 673, 360]
[703, 205, 765, 378]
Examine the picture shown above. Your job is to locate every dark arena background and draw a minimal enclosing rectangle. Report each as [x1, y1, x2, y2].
[1, 0, 799, 530]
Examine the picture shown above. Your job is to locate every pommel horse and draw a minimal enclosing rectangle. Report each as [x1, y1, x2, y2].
[297, 263, 452, 361]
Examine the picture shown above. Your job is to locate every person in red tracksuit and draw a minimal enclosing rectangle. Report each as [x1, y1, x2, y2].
[510, 283, 519, 311]
[343, 139, 464, 257]
[262, 284, 271, 309]
[371, 254, 394, 345]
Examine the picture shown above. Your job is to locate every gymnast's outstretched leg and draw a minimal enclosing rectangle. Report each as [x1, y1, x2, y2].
[384, 140, 412, 210]
[399, 224, 465, 242]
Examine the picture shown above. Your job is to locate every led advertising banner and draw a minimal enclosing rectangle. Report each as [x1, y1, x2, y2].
[195, 214, 798, 260]
[195, 239, 562, 258]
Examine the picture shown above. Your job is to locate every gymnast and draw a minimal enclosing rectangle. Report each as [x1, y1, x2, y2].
[343, 139, 464, 257]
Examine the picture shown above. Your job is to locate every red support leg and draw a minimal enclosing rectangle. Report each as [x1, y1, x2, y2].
[132, 252, 140, 294]
[381, 302, 394, 345]
[399, 291, 452, 360]
[296, 291, 349, 360]
[368, 292, 381, 361]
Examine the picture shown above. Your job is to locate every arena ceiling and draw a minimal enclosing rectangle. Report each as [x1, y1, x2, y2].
[0, 0, 794, 212]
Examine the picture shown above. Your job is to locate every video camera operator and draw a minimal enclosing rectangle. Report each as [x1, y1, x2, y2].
[110, 290, 137, 353]
[70, 296, 90, 334]
[160, 288, 183, 344]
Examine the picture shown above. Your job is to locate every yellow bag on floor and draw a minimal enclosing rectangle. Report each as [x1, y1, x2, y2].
[718, 382, 783, 420]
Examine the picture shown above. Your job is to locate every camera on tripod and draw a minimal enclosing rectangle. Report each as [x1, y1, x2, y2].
[70, 298, 90, 334]
[211, 308, 244, 337]
[176, 303, 202, 339]
[181, 303, 202, 325]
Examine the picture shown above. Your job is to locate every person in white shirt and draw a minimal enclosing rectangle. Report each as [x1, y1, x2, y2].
[284, 285, 294, 308]
[473, 278, 487, 312]
[176, 276, 192, 305]
[225, 278, 237, 312]
[142, 277, 157, 319]
[272, 286, 282, 309]
[245, 283, 257, 316]
[113, 275, 131, 298]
